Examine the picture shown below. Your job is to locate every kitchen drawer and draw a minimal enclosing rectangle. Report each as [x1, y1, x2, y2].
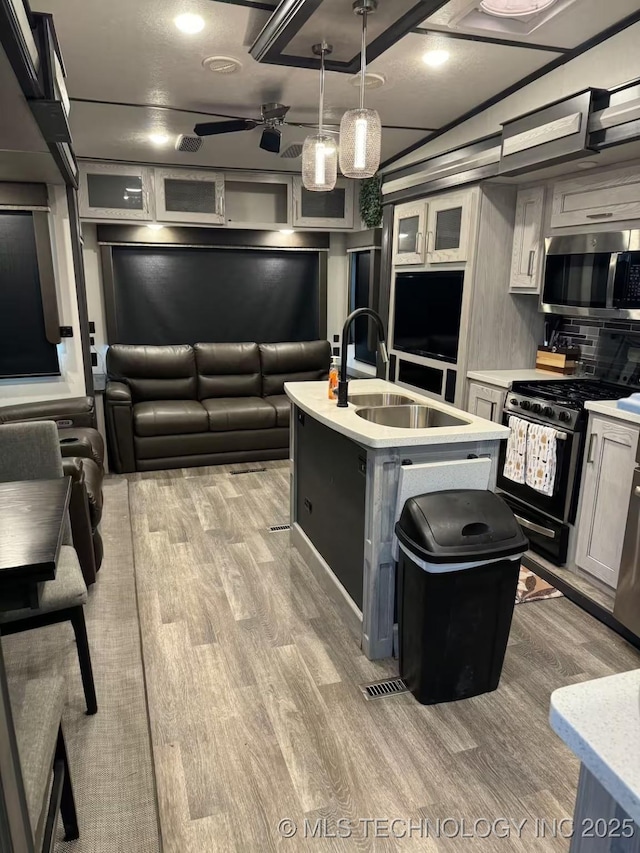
[551, 165, 640, 229]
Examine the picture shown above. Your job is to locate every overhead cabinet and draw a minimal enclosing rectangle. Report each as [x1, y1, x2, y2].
[224, 173, 292, 229]
[426, 191, 471, 264]
[509, 186, 545, 294]
[393, 201, 427, 265]
[79, 163, 152, 220]
[575, 415, 639, 588]
[154, 168, 224, 225]
[551, 164, 640, 229]
[393, 191, 473, 266]
[292, 178, 354, 228]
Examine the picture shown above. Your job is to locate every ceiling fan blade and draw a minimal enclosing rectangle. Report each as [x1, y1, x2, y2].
[194, 119, 258, 137]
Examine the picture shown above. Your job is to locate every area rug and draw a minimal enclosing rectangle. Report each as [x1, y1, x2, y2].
[2, 477, 161, 852]
[515, 567, 563, 604]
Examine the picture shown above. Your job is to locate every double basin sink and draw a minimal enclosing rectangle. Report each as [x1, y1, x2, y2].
[347, 392, 470, 430]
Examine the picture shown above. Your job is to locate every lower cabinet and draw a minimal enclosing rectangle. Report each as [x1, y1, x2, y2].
[467, 382, 505, 423]
[575, 415, 639, 588]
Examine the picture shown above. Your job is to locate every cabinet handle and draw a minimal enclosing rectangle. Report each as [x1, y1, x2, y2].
[527, 249, 536, 277]
[426, 231, 433, 255]
[587, 433, 597, 463]
[414, 231, 422, 255]
[586, 212, 614, 219]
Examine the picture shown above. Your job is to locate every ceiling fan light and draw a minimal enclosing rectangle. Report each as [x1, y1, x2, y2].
[302, 135, 338, 192]
[479, 0, 558, 17]
[339, 108, 381, 179]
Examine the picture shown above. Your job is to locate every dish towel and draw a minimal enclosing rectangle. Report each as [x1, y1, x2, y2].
[503, 416, 528, 484]
[525, 423, 558, 497]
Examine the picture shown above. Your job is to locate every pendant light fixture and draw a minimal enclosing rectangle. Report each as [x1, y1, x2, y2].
[302, 43, 338, 192]
[339, 0, 381, 179]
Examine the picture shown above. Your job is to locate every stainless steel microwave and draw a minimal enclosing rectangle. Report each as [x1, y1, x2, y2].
[541, 230, 640, 319]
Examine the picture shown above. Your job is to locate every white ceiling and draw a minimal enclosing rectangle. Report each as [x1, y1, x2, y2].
[25, 0, 640, 172]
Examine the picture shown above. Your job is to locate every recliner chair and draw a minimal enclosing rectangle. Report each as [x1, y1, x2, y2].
[0, 397, 105, 585]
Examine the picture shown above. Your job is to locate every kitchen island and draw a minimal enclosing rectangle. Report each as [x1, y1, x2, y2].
[550, 670, 640, 851]
[284, 378, 509, 660]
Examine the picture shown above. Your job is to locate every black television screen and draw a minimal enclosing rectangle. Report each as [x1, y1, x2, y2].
[393, 271, 464, 364]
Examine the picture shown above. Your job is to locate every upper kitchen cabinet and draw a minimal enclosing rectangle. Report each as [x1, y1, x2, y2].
[224, 173, 291, 230]
[551, 164, 640, 229]
[79, 162, 152, 221]
[155, 168, 225, 225]
[575, 414, 640, 588]
[509, 186, 545, 294]
[393, 201, 427, 265]
[292, 178, 354, 229]
[426, 191, 472, 264]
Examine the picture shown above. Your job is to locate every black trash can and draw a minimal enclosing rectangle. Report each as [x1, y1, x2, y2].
[395, 489, 528, 705]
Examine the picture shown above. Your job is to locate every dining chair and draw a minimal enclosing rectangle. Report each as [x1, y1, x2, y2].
[0, 421, 98, 715]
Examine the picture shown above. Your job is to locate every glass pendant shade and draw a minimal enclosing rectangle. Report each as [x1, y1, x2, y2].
[302, 134, 338, 191]
[338, 108, 381, 179]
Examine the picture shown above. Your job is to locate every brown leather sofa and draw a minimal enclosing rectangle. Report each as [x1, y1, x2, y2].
[0, 397, 104, 585]
[105, 340, 330, 472]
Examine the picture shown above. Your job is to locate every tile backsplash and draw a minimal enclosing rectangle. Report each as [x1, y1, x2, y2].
[556, 317, 640, 376]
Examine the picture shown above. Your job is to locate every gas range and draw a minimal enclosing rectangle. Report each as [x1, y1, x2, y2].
[505, 379, 630, 432]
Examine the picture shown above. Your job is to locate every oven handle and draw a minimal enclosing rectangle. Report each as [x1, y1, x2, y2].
[513, 513, 557, 540]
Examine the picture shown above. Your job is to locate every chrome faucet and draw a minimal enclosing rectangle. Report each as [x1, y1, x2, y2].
[337, 308, 389, 408]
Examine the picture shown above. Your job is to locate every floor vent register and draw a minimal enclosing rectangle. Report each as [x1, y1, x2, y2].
[359, 677, 409, 701]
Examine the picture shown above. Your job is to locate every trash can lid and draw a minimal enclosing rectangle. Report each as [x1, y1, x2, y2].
[395, 489, 528, 565]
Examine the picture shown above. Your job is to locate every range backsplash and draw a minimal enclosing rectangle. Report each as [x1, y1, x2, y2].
[556, 317, 640, 376]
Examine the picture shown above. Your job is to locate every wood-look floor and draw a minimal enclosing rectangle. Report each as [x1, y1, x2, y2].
[127, 461, 640, 852]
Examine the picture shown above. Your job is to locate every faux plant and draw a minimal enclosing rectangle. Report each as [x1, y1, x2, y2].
[359, 175, 383, 229]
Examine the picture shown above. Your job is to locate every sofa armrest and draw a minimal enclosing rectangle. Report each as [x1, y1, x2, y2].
[0, 396, 96, 429]
[62, 456, 85, 484]
[105, 381, 132, 404]
[105, 381, 135, 473]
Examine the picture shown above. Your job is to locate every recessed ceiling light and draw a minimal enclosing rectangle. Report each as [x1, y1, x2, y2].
[149, 133, 170, 146]
[174, 13, 204, 34]
[423, 49, 450, 68]
[147, 223, 164, 231]
[480, 0, 558, 17]
[280, 229, 294, 235]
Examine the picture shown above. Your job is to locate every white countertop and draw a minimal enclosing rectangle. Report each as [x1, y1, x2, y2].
[284, 379, 509, 449]
[550, 670, 640, 825]
[467, 369, 570, 389]
[586, 399, 640, 427]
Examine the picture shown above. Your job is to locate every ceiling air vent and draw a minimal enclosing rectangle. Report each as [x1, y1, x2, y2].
[202, 55, 243, 74]
[280, 143, 303, 159]
[175, 134, 203, 153]
[449, 0, 576, 36]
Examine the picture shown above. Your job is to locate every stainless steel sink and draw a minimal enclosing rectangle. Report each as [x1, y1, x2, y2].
[348, 393, 415, 408]
[355, 405, 470, 429]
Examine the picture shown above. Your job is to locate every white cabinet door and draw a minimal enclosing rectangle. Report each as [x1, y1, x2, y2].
[510, 186, 545, 293]
[292, 177, 354, 228]
[467, 382, 505, 423]
[575, 416, 639, 588]
[426, 191, 472, 264]
[393, 201, 427, 265]
[154, 168, 224, 225]
[79, 162, 152, 220]
[551, 164, 640, 229]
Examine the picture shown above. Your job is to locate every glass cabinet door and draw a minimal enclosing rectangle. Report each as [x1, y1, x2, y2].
[393, 202, 426, 265]
[292, 178, 354, 228]
[155, 168, 225, 225]
[426, 192, 470, 263]
[79, 163, 151, 220]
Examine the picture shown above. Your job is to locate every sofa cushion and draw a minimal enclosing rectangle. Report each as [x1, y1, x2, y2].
[259, 341, 331, 396]
[202, 397, 276, 432]
[133, 400, 208, 437]
[107, 344, 197, 402]
[195, 343, 261, 399]
[265, 395, 291, 428]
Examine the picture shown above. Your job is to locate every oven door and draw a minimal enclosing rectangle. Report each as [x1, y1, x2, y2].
[497, 412, 579, 523]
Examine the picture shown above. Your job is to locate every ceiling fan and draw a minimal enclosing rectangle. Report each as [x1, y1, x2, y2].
[194, 102, 337, 154]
